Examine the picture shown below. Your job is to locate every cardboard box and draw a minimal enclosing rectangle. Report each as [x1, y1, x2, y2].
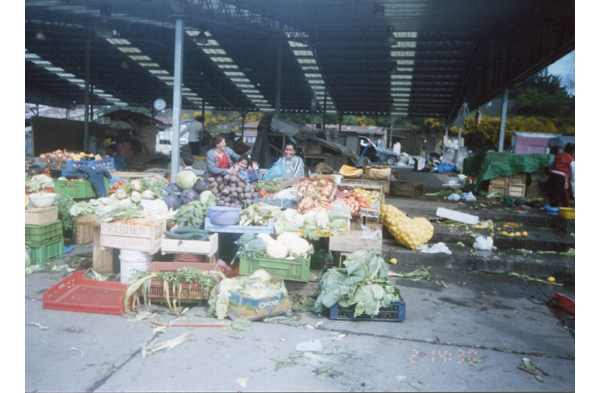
[25, 206, 59, 226]
[227, 276, 291, 321]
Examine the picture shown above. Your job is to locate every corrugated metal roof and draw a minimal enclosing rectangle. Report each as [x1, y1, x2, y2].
[25, 0, 574, 122]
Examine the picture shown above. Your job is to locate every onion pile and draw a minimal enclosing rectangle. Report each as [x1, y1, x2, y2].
[39, 149, 77, 160]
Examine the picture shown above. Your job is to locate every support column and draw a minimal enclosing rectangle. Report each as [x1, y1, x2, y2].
[275, 40, 283, 117]
[445, 123, 449, 136]
[499, 87, 509, 152]
[170, 18, 185, 181]
[322, 93, 327, 140]
[83, 39, 90, 151]
[389, 115, 394, 149]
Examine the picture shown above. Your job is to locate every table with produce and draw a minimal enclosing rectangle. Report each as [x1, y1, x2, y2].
[27, 160, 434, 323]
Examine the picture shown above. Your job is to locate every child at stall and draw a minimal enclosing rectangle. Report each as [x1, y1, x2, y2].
[234, 155, 259, 183]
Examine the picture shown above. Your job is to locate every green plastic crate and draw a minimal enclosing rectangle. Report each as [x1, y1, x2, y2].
[29, 239, 64, 266]
[239, 253, 310, 282]
[54, 178, 109, 199]
[25, 221, 63, 247]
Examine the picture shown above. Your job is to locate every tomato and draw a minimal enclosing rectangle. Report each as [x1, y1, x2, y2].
[259, 189, 267, 198]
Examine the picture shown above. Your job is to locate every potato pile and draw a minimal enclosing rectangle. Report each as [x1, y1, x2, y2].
[208, 174, 257, 208]
[381, 204, 434, 250]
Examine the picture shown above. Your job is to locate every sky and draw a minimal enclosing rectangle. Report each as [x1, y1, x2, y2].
[547, 50, 575, 95]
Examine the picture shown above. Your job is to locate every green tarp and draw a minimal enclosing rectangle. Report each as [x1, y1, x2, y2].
[463, 152, 553, 181]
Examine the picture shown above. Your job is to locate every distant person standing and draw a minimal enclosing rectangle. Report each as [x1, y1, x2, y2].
[547, 143, 575, 208]
[186, 115, 204, 156]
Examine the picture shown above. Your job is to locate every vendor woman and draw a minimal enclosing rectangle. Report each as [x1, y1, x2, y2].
[547, 143, 575, 208]
[281, 142, 305, 177]
[206, 135, 240, 176]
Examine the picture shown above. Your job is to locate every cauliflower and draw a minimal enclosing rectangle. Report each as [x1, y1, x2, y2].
[315, 208, 330, 229]
[131, 179, 142, 191]
[266, 241, 289, 259]
[141, 190, 154, 200]
[277, 232, 313, 259]
[131, 191, 141, 204]
[257, 233, 276, 247]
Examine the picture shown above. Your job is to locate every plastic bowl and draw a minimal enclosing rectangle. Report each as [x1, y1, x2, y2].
[208, 206, 241, 226]
[559, 207, 575, 220]
[29, 193, 57, 208]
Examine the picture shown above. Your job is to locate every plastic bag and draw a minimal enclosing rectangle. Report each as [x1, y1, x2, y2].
[418, 242, 452, 255]
[263, 158, 286, 180]
[448, 193, 461, 201]
[461, 192, 477, 202]
[360, 224, 381, 240]
[473, 236, 496, 251]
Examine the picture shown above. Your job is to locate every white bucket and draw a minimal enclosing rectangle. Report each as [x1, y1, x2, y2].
[119, 249, 153, 283]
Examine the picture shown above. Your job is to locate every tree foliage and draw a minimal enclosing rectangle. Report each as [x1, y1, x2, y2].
[512, 75, 574, 118]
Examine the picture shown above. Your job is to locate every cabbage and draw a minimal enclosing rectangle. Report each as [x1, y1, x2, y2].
[180, 188, 199, 205]
[176, 171, 197, 190]
[163, 183, 182, 196]
[194, 179, 210, 194]
[199, 190, 217, 206]
[162, 192, 182, 210]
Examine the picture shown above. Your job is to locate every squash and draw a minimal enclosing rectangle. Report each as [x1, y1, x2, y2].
[339, 165, 363, 178]
[366, 166, 391, 180]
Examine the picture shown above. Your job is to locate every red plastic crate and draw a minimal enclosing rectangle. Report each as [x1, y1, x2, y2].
[43, 271, 131, 315]
[144, 262, 221, 303]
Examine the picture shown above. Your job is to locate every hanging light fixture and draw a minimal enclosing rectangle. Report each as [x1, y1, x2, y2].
[385, 26, 397, 46]
[194, 27, 208, 44]
[34, 31, 46, 41]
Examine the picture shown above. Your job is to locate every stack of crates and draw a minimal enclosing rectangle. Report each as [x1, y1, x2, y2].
[26, 220, 64, 265]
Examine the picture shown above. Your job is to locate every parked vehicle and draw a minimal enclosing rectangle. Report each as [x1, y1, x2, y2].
[359, 137, 400, 165]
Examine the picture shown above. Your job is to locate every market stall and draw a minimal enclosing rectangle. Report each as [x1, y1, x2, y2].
[26, 154, 440, 324]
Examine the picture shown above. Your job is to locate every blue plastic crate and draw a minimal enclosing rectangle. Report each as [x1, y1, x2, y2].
[66, 157, 115, 171]
[329, 300, 406, 322]
[204, 218, 275, 234]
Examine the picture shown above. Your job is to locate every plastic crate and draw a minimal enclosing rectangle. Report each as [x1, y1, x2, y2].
[54, 178, 109, 199]
[204, 217, 275, 234]
[25, 220, 63, 247]
[144, 262, 221, 303]
[329, 300, 406, 322]
[238, 253, 310, 282]
[43, 271, 130, 315]
[29, 239, 64, 265]
[67, 157, 115, 171]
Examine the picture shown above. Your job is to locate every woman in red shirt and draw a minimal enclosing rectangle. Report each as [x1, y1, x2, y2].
[548, 143, 575, 208]
[206, 135, 240, 176]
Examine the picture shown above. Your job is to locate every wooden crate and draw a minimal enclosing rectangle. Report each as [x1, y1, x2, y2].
[25, 206, 59, 226]
[489, 177, 509, 187]
[487, 185, 507, 195]
[306, 144, 322, 155]
[100, 218, 166, 254]
[509, 173, 527, 184]
[101, 218, 166, 239]
[390, 182, 423, 198]
[284, 269, 323, 297]
[161, 233, 219, 255]
[508, 184, 526, 197]
[329, 228, 383, 255]
[340, 178, 390, 194]
[74, 224, 94, 244]
[93, 227, 117, 274]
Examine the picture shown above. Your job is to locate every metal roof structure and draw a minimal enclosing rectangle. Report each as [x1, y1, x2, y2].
[25, 0, 574, 123]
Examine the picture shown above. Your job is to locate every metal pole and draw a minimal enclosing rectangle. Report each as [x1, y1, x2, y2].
[90, 85, 94, 121]
[445, 123, 449, 136]
[458, 127, 462, 146]
[202, 81, 206, 119]
[275, 41, 283, 117]
[389, 116, 394, 149]
[499, 87, 509, 152]
[170, 18, 185, 181]
[83, 39, 90, 151]
[334, 114, 341, 144]
[241, 112, 246, 140]
[322, 93, 327, 139]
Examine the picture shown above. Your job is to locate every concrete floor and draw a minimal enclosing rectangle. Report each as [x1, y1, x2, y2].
[23, 166, 577, 392]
